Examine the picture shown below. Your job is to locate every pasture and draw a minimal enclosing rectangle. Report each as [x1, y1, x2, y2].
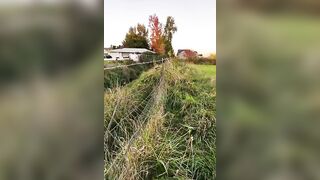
[188, 64, 216, 80]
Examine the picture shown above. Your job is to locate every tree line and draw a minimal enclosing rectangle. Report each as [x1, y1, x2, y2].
[121, 14, 177, 57]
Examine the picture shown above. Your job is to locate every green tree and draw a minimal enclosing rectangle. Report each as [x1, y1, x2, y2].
[122, 24, 149, 49]
[163, 16, 177, 57]
[209, 53, 216, 60]
[136, 23, 148, 37]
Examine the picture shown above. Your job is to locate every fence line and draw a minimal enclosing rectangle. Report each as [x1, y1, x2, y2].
[105, 61, 168, 176]
[104, 58, 168, 70]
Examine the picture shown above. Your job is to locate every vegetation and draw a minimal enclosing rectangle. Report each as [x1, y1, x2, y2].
[120, 14, 177, 57]
[163, 16, 178, 57]
[104, 60, 135, 66]
[104, 60, 216, 179]
[184, 57, 216, 65]
[209, 53, 216, 60]
[104, 56, 166, 89]
[149, 14, 165, 54]
[104, 63, 153, 89]
[123, 24, 150, 49]
[149, 14, 178, 56]
[139, 52, 166, 62]
[188, 64, 216, 80]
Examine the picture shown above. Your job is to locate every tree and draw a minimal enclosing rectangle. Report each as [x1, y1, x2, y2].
[136, 23, 148, 37]
[209, 53, 216, 60]
[149, 14, 165, 54]
[164, 16, 177, 57]
[122, 24, 149, 49]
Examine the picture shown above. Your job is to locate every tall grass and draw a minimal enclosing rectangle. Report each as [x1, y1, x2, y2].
[104, 63, 154, 89]
[104, 60, 216, 179]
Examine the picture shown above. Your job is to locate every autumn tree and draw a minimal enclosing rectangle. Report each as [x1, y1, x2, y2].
[209, 53, 216, 60]
[122, 23, 149, 49]
[149, 14, 165, 54]
[164, 16, 177, 57]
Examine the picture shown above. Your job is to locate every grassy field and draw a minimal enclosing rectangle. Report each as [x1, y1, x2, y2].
[104, 61, 216, 179]
[188, 64, 216, 79]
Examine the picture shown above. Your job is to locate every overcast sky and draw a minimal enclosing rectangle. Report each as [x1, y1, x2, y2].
[104, 0, 216, 55]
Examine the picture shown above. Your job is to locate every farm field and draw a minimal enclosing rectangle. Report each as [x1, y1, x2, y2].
[104, 60, 216, 179]
[188, 64, 216, 80]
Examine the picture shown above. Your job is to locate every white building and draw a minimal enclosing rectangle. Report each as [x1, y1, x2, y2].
[104, 48, 155, 61]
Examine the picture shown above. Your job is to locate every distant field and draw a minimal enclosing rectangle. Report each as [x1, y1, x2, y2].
[188, 64, 216, 79]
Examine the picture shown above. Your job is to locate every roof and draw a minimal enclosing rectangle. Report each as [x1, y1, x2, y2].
[110, 48, 155, 54]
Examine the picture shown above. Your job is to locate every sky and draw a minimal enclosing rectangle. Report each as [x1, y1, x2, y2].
[104, 0, 216, 56]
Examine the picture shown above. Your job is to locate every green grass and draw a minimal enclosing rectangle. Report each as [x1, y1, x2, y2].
[104, 61, 216, 179]
[104, 63, 154, 89]
[188, 64, 216, 80]
[104, 61, 115, 65]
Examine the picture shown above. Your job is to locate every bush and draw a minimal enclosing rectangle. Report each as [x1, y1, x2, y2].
[184, 57, 216, 65]
[139, 52, 167, 62]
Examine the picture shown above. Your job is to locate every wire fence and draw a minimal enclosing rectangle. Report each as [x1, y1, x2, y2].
[104, 58, 168, 70]
[105, 61, 168, 176]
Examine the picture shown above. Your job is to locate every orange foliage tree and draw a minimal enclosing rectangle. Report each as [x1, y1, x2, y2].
[148, 14, 165, 54]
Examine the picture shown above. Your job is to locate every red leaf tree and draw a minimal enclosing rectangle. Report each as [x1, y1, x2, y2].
[184, 50, 198, 58]
[149, 14, 165, 54]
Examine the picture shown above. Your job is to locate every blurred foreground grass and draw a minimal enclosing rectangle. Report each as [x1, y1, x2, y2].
[0, 1, 104, 179]
[218, 5, 320, 179]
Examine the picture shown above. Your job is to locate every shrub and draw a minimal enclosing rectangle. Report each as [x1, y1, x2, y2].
[139, 52, 167, 62]
[184, 57, 216, 65]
